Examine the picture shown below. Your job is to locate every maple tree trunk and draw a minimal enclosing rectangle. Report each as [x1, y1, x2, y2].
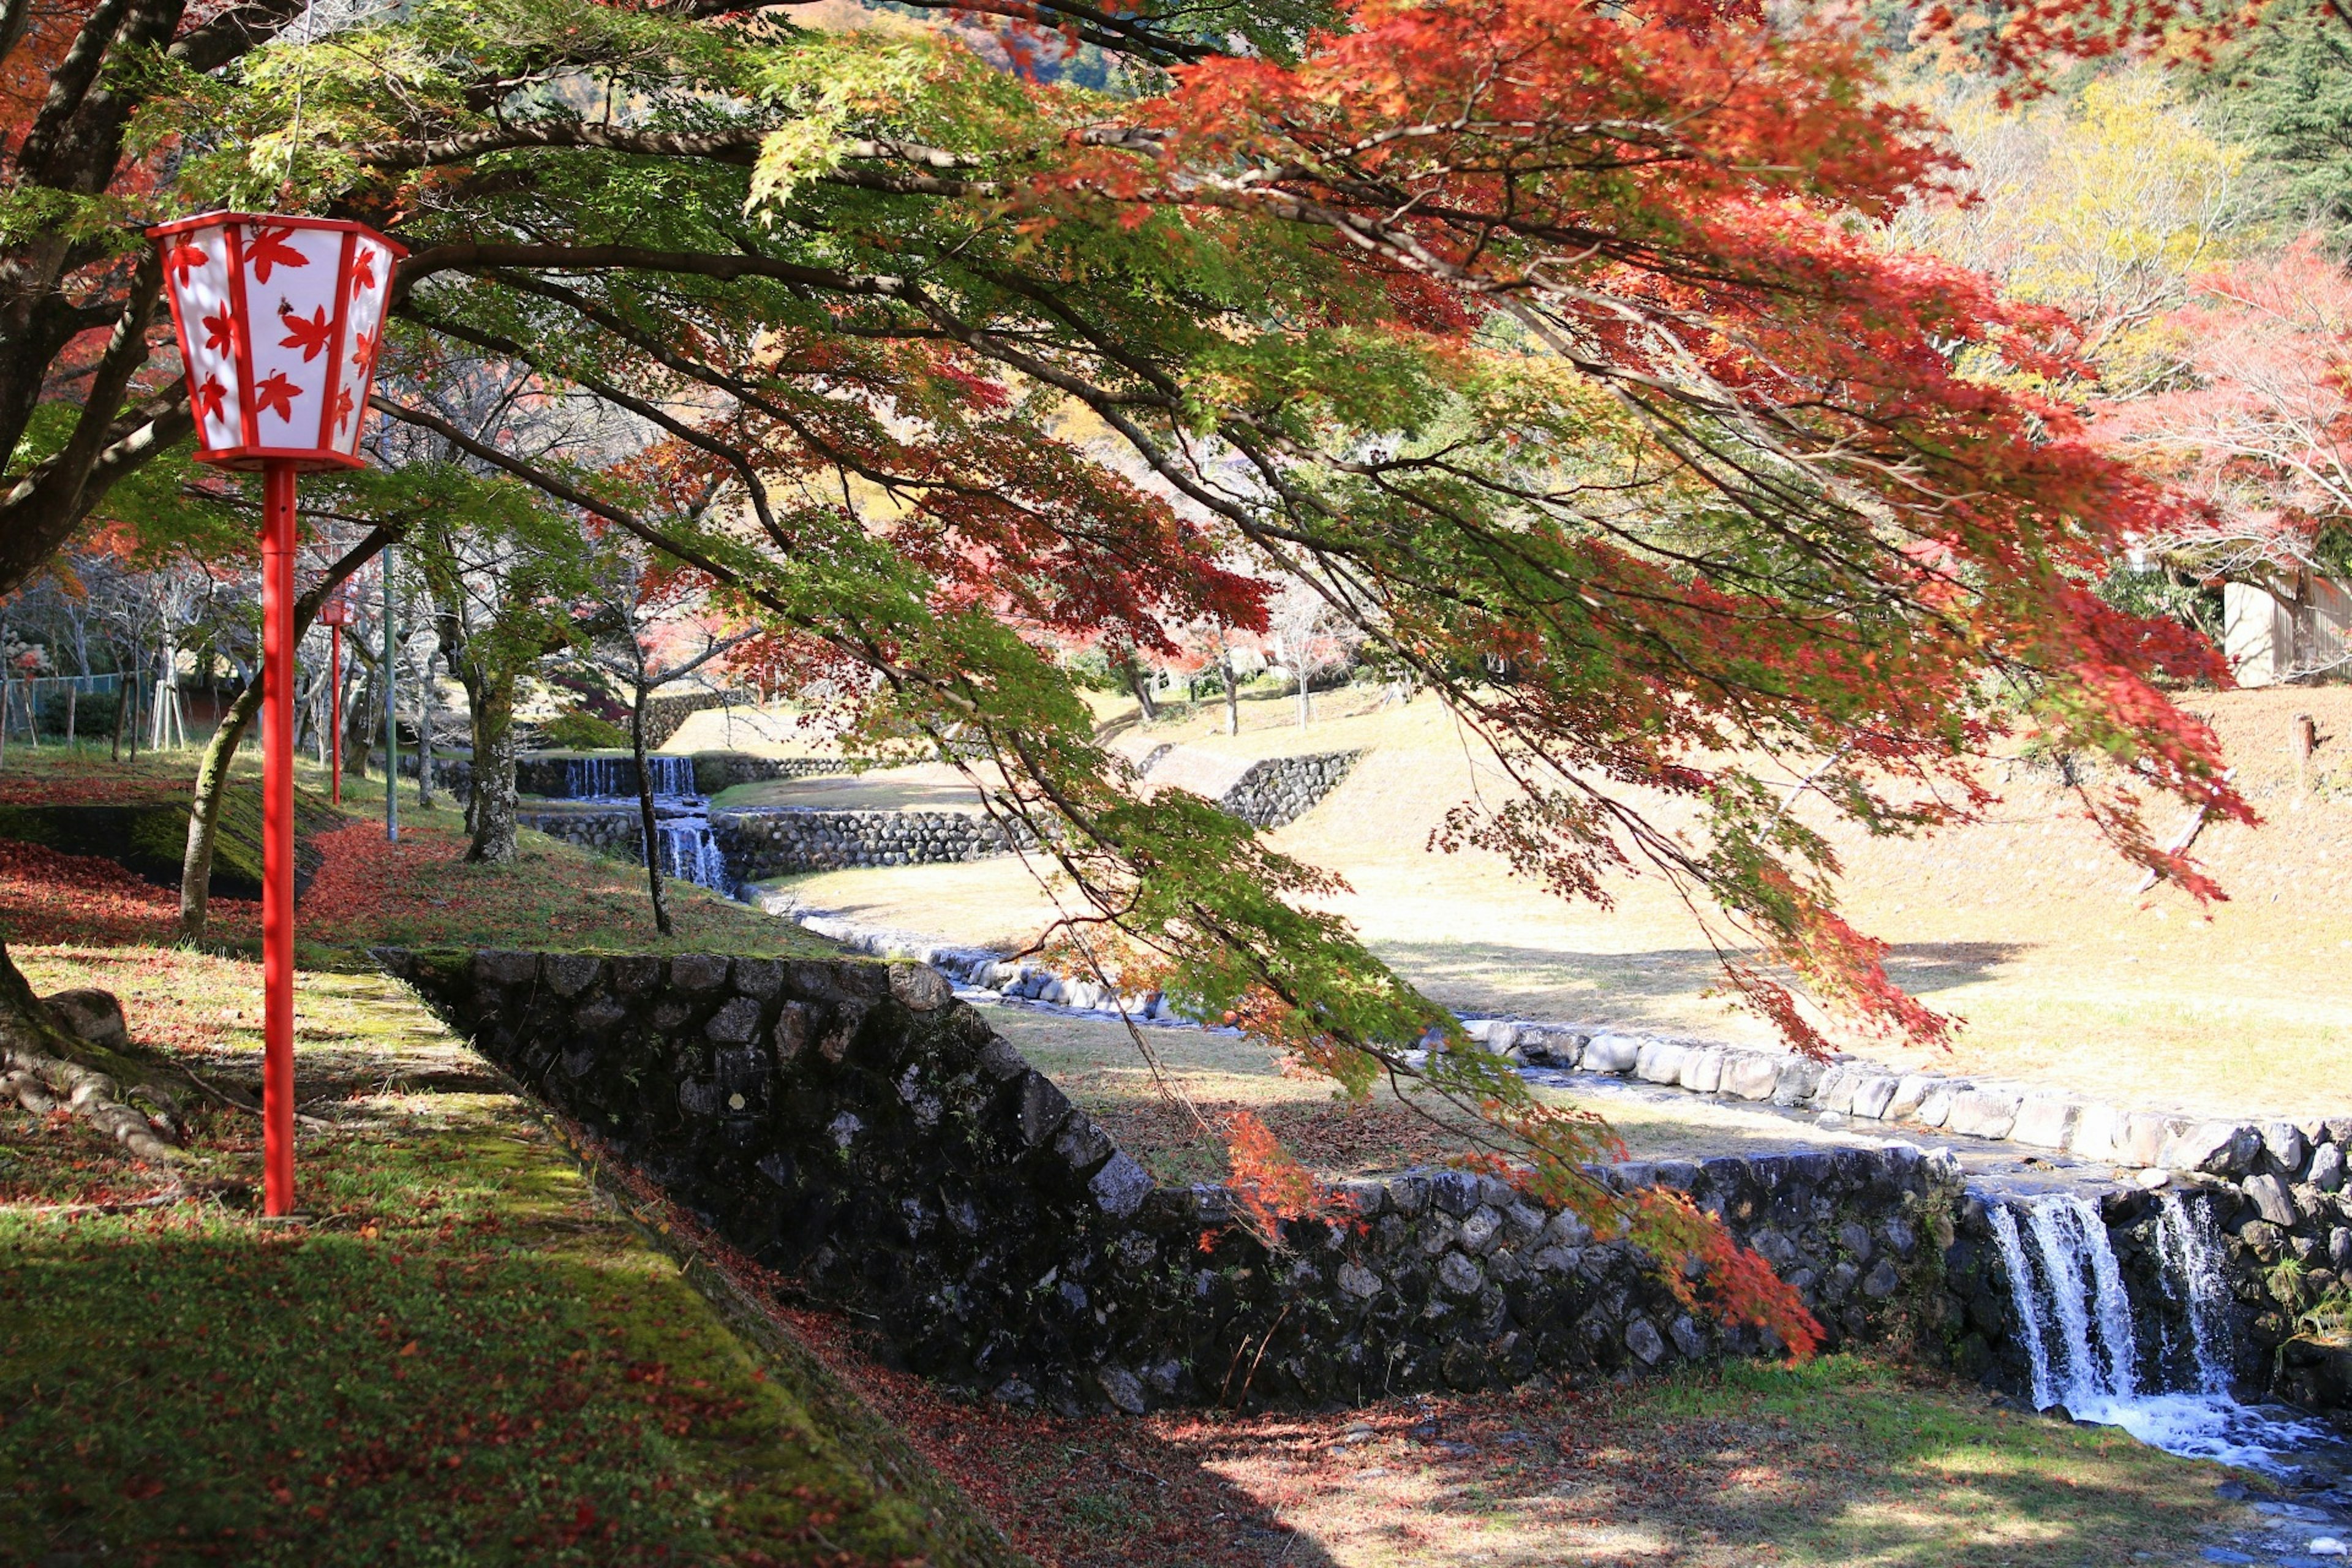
[178, 680, 260, 942]
[1218, 657, 1239, 736]
[178, 531, 387, 941]
[1118, 652, 1158, 720]
[466, 673, 520, 864]
[631, 682, 673, 936]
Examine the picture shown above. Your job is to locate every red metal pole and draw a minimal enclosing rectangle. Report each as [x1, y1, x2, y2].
[260, 461, 298, 1217]
[329, 624, 342, 805]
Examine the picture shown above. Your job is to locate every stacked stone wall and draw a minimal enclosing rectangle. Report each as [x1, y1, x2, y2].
[715, 809, 1031, 876]
[386, 946, 1962, 1415]
[517, 808, 644, 857]
[1213, 750, 1364, 829]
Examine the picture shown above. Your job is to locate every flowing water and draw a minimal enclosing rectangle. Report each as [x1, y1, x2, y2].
[553, 755, 731, 892]
[1989, 1191, 2341, 1476]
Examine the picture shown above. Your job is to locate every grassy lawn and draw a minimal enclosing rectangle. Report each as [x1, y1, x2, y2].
[778, 684, 2352, 1121]
[0, 745, 835, 965]
[0, 947, 1006, 1567]
[0, 747, 1001, 1564]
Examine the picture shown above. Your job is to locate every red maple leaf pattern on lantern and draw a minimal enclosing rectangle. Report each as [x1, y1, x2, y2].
[279, 306, 334, 361]
[165, 241, 208, 287]
[252, 370, 299, 423]
[192, 375, 227, 428]
[244, 225, 309, 284]
[349, 327, 377, 374]
[202, 311, 233, 355]
[349, 247, 377, 299]
[334, 385, 355, 433]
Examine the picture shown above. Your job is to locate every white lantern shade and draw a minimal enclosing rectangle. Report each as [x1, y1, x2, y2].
[148, 212, 405, 472]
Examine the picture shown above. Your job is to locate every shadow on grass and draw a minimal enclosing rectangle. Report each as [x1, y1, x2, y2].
[1076, 1358, 2234, 1568]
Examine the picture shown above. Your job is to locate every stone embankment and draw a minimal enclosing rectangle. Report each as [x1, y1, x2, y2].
[715, 810, 1033, 877]
[1136, 747, 1363, 829]
[386, 946, 1962, 1415]
[756, 899, 2352, 1407]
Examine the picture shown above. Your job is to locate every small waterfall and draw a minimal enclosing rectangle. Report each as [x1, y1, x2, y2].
[1990, 1189, 2335, 1475]
[2155, 1191, 2234, 1392]
[1994, 1195, 2137, 1409]
[548, 753, 729, 891]
[656, 810, 730, 892]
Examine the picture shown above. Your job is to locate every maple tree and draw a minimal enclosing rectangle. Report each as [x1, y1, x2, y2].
[0, 0, 2301, 1340]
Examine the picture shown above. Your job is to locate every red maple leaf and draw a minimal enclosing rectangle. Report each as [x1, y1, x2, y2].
[349, 327, 377, 374]
[252, 370, 298, 423]
[192, 375, 227, 428]
[278, 305, 333, 361]
[349, 247, 377, 298]
[201, 311, 232, 355]
[333, 385, 354, 433]
[165, 241, 208, 288]
[244, 225, 309, 283]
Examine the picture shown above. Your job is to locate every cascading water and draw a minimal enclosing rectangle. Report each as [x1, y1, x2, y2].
[552, 755, 730, 893]
[1991, 1189, 2335, 1474]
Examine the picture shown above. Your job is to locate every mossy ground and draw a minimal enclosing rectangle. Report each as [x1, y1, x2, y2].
[0, 948, 1007, 1567]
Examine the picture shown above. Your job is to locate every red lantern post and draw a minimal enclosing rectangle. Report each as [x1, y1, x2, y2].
[148, 213, 403, 1217]
[317, 595, 353, 803]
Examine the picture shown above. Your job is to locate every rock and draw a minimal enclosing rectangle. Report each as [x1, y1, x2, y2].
[1838, 1221, 1874, 1262]
[2008, 1095, 2079, 1150]
[704, 995, 763, 1044]
[541, 953, 603, 998]
[1624, 1317, 1665, 1365]
[2113, 1111, 2171, 1168]
[1635, 1040, 1688, 1085]
[1678, 1047, 1724, 1095]
[668, 954, 731, 993]
[2067, 1101, 2124, 1162]
[1771, 1058, 1828, 1107]
[2244, 1173, 2299, 1228]
[1914, 1080, 1962, 1129]
[1886, 1074, 1936, 1121]
[2331, 1227, 2352, 1272]
[1097, 1365, 1148, 1415]
[2160, 1121, 2262, 1178]
[2261, 1120, 2311, 1175]
[2135, 1167, 2174, 1190]
[1436, 1251, 1485, 1297]
[473, 949, 540, 986]
[42, 988, 127, 1051]
[886, 961, 954, 1012]
[1944, 1088, 2022, 1142]
[1721, 1052, 1781, 1101]
[1583, 1033, 1641, 1074]
[1459, 1207, 1504, 1255]
[1088, 1152, 1153, 1218]
[2311, 1142, 2346, 1194]
[1337, 1262, 1382, 1300]
[1861, 1259, 1903, 1300]
[1668, 1315, 1706, 1360]
[1849, 1073, 1899, 1120]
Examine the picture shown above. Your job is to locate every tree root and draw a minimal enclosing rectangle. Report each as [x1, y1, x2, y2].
[0, 1033, 184, 1163]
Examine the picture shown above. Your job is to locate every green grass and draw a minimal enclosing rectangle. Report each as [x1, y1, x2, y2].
[0, 952, 1009, 1567]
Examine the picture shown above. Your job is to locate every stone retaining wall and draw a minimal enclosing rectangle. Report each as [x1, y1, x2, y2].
[1213, 750, 1365, 829]
[715, 809, 1030, 876]
[518, 809, 645, 858]
[385, 946, 1962, 1415]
